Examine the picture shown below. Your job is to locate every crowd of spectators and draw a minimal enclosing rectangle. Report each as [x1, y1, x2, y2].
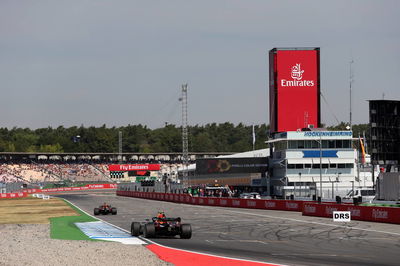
[0, 160, 186, 184]
[0, 162, 110, 184]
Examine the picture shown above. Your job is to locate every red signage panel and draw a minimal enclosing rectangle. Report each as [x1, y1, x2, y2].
[269, 48, 320, 133]
[108, 164, 160, 171]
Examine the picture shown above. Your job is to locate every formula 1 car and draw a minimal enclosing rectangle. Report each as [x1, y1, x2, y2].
[93, 203, 117, 215]
[130, 215, 192, 239]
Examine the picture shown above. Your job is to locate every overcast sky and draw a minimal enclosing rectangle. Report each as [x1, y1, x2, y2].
[1, 0, 399, 129]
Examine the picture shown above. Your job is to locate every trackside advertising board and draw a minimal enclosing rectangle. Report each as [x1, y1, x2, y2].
[108, 164, 160, 172]
[0, 192, 27, 199]
[269, 48, 320, 133]
[21, 184, 117, 194]
[196, 157, 268, 175]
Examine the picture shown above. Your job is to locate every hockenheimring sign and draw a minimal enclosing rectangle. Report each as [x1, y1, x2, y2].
[303, 131, 352, 137]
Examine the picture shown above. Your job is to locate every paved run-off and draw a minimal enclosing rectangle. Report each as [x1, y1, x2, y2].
[0, 224, 170, 266]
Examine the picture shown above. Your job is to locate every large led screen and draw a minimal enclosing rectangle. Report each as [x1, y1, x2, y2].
[270, 49, 320, 133]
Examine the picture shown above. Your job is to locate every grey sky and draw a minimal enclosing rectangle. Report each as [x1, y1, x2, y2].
[1, 0, 399, 129]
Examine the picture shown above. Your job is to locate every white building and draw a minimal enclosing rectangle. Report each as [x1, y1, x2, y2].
[267, 130, 374, 198]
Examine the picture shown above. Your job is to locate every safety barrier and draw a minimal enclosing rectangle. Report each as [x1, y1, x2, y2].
[117, 190, 400, 225]
[32, 194, 51, 200]
[0, 192, 28, 199]
[20, 183, 117, 194]
[302, 202, 400, 224]
[116, 191, 306, 212]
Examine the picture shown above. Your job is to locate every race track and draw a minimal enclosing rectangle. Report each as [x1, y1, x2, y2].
[59, 193, 400, 266]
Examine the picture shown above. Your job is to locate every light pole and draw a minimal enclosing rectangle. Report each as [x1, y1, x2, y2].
[336, 172, 341, 197]
[298, 172, 302, 197]
[319, 134, 322, 199]
[350, 180, 355, 197]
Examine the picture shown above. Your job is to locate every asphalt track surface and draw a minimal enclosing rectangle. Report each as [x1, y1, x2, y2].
[59, 193, 400, 266]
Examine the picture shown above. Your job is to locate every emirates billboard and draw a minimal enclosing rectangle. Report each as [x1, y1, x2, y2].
[108, 164, 160, 172]
[269, 48, 320, 133]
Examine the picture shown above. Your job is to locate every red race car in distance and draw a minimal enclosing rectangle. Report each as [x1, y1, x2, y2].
[94, 203, 117, 215]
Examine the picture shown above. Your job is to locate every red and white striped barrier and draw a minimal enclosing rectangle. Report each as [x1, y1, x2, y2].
[117, 190, 400, 225]
[117, 191, 306, 212]
[0, 192, 28, 199]
[21, 183, 117, 194]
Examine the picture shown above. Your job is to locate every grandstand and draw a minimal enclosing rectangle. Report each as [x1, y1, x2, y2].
[1, 160, 184, 186]
[0, 152, 231, 193]
[0, 163, 111, 184]
[0, 151, 225, 184]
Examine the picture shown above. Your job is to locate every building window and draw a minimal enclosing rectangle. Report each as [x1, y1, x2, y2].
[304, 164, 312, 168]
[312, 164, 320, 169]
[330, 163, 337, 168]
[287, 138, 353, 150]
[288, 141, 297, 149]
[338, 163, 346, 168]
[322, 164, 329, 169]
[336, 140, 343, 148]
[305, 140, 312, 148]
[312, 141, 319, 149]
[322, 140, 329, 148]
[287, 164, 295, 169]
[297, 140, 305, 149]
[328, 140, 335, 148]
[342, 140, 351, 148]
[345, 163, 354, 168]
[295, 164, 304, 169]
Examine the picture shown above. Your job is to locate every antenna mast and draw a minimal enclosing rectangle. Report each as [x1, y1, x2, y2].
[349, 60, 354, 130]
[181, 84, 189, 186]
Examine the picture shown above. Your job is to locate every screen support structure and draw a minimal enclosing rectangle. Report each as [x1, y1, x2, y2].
[180, 84, 189, 187]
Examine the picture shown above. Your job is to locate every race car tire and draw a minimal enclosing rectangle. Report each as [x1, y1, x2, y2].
[131, 222, 141, 236]
[94, 208, 100, 215]
[180, 224, 192, 239]
[111, 207, 117, 215]
[143, 223, 155, 238]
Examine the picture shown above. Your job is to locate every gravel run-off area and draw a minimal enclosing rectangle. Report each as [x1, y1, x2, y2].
[0, 224, 171, 266]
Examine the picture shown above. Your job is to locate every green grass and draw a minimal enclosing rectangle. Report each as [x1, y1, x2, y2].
[50, 200, 100, 241]
[361, 203, 400, 208]
[43, 183, 87, 189]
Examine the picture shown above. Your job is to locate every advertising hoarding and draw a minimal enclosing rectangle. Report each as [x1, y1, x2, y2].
[108, 164, 160, 172]
[196, 157, 268, 175]
[269, 48, 320, 133]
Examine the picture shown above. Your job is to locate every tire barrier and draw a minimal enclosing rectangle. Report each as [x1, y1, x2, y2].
[117, 190, 400, 225]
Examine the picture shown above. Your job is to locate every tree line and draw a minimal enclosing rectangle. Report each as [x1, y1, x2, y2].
[0, 122, 368, 153]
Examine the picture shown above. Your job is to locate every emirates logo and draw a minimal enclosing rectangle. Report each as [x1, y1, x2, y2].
[281, 63, 314, 87]
[291, 63, 304, 80]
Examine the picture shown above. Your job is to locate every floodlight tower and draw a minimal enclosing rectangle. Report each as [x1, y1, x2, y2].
[180, 84, 189, 186]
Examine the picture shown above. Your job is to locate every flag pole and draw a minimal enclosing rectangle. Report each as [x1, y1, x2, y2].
[252, 125, 256, 151]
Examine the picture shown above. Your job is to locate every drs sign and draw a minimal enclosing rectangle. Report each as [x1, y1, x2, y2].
[333, 211, 351, 222]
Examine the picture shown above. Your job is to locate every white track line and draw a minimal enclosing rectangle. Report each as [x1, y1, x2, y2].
[62, 197, 285, 266]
